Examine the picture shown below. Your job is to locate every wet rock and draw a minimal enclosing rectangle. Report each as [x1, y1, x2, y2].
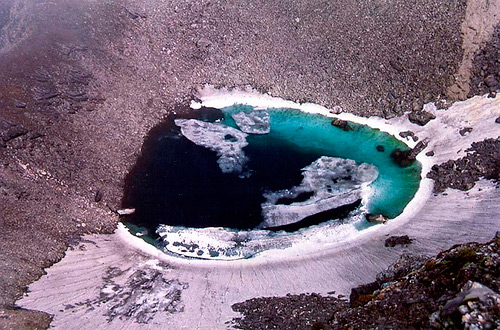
[459, 127, 473, 136]
[408, 110, 436, 126]
[365, 213, 388, 224]
[391, 139, 428, 167]
[376, 145, 385, 152]
[425, 150, 435, 157]
[489, 91, 497, 98]
[331, 119, 351, 131]
[385, 235, 412, 247]
[399, 130, 418, 142]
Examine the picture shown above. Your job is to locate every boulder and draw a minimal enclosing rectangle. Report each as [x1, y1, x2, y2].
[94, 190, 103, 202]
[391, 139, 428, 167]
[2, 126, 29, 142]
[376, 145, 385, 152]
[459, 127, 473, 136]
[484, 75, 498, 88]
[399, 131, 418, 142]
[408, 110, 436, 126]
[349, 281, 379, 307]
[365, 213, 388, 224]
[385, 235, 412, 247]
[331, 119, 351, 131]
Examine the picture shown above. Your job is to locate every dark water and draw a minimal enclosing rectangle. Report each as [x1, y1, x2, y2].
[122, 107, 349, 231]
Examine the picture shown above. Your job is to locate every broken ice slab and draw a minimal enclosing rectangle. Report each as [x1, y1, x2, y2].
[174, 119, 249, 174]
[231, 110, 271, 134]
[260, 157, 378, 229]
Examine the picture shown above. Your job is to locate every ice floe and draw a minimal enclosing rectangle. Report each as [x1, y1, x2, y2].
[261, 157, 378, 228]
[231, 109, 271, 134]
[174, 118, 248, 174]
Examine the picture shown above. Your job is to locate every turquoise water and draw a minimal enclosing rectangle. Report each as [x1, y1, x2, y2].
[221, 105, 421, 219]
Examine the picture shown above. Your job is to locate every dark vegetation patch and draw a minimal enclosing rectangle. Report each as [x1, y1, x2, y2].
[427, 137, 500, 193]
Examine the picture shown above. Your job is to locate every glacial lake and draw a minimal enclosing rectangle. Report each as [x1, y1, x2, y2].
[122, 105, 421, 260]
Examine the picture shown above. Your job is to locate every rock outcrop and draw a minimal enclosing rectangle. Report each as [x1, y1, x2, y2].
[427, 137, 500, 193]
[232, 236, 500, 330]
[390, 139, 429, 167]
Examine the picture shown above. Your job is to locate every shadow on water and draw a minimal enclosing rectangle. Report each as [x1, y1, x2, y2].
[122, 107, 347, 232]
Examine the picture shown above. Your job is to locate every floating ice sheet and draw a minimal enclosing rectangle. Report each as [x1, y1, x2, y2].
[231, 109, 270, 134]
[174, 119, 248, 174]
[261, 157, 378, 228]
[156, 208, 367, 260]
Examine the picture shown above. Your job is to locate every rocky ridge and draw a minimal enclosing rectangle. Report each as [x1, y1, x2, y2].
[231, 236, 500, 329]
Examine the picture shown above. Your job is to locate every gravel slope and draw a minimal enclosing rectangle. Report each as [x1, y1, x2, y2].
[0, 0, 498, 328]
